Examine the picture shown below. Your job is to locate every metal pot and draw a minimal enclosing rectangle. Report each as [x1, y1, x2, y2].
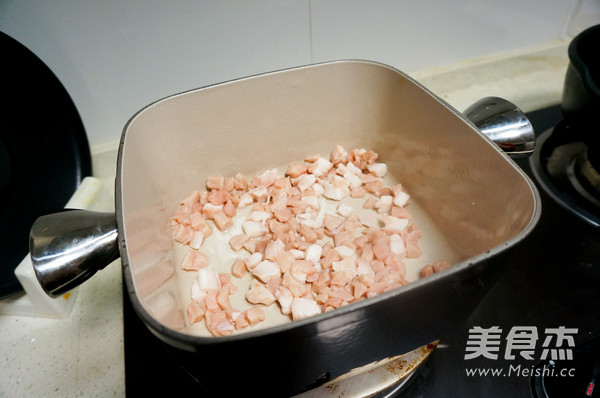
[535, 24, 600, 227]
[30, 61, 538, 396]
[562, 24, 600, 123]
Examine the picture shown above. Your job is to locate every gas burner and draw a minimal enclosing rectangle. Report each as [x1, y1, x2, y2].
[530, 123, 600, 228]
[531, 337, 600, 398]
[573, 146, 600, 205]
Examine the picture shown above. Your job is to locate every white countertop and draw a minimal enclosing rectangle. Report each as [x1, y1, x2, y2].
[0, 40, 570, 397]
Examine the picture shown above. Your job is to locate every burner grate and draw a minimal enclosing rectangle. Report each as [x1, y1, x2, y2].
[530, 123, 600, 228]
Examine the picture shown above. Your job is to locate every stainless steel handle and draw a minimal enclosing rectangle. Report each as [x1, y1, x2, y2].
[464, 96, 535, 158]
[29, 210, 120, 298]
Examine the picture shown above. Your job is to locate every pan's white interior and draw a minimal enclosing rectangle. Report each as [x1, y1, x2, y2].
[118, 61, 536, 334]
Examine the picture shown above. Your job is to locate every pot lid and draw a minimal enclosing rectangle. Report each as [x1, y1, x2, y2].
[0, 31, 91, 298]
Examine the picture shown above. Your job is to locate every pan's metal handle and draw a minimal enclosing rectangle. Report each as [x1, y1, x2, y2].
[29, 209, 120, 298]
[464, 96, 535, 159]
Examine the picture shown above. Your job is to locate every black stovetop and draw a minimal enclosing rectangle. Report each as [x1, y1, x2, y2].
[124, 105, 600, 397]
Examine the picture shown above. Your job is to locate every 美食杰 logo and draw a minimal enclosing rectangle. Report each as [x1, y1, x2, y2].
[465, 326, 577, 361]
[463, 326, 578, 378]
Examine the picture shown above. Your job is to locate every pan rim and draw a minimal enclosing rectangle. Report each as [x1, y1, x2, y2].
[115, 59, 542, 348]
